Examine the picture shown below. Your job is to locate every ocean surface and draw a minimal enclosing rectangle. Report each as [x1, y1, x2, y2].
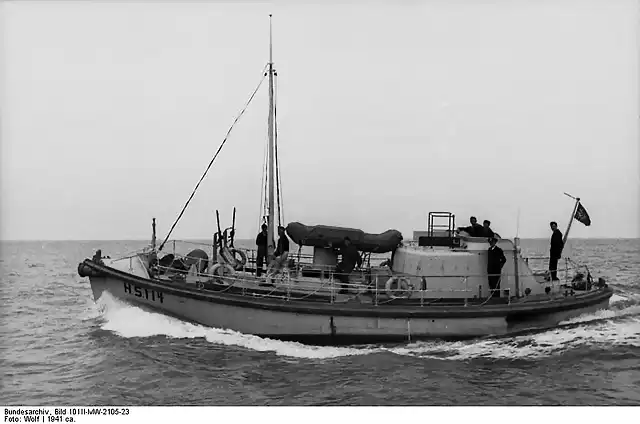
[1, 238, 638, 406]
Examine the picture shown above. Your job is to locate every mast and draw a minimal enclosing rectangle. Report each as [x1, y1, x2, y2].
[266, 14, 276, 260]
[151, 218, 156, 250]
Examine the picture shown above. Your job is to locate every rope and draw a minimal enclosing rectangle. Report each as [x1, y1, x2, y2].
[159, 64, 269, 251]
[274, 73, 283, 227]
[258, 131, 269, 229]
[263, 129, 269, 224]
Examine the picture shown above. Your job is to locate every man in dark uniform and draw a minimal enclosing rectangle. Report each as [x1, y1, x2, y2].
[274, 226, 290, 258]
[457, 216, 484, 237]
[549, 221, 564, 281]
[487, 236, 507, 298]
[92, 249, 104, 265]
[255, 224, 268, 277]
[335, 237, 362, 294]
[267, 226, 291, 275]
[482, 220, 495, 238]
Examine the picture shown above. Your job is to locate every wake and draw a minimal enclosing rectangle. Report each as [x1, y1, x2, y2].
[93, 292, 639, 360]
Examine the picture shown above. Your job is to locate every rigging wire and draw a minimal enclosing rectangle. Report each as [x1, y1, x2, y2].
[274, 73, 285, 227]
[159, 64, 269, 251]
[274, 72, 283, 228]
[258, 130, 269, 229]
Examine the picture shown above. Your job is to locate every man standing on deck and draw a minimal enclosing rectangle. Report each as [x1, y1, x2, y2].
[255, 224, 269, 277]
[457, 216, 484, 237]
[268, 226, 291, 274]
[482, 220, 495, 238]
[274, 226, 290, 258]
[549, 221, 564, 281]
[487, 236, 507, 298]
[336, 237, 362, 294]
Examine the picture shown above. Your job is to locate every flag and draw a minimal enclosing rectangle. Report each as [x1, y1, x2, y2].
[574, 202, 591, 226]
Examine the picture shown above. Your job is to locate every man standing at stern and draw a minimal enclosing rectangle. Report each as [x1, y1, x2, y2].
[549, 221, 564, 281]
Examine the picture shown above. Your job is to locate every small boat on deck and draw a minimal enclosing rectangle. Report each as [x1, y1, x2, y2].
[77, 17, 613, 345]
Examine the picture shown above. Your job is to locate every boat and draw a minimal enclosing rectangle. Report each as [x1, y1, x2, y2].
[78, 16, 613, 345]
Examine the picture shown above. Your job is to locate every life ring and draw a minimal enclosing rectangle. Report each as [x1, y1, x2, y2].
[385, 276, 413, 299]
[208, 263, 235, 282]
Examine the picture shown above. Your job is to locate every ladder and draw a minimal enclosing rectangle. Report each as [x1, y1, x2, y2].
[421, 212, 458, 248]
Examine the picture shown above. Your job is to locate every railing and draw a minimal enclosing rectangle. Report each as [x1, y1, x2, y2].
[111, 239, 588, 277]
[137, 240, 389, 270]
[144, 255, 599, 306]
[523, 256, 588, 280]
[152, 266, 538, 306]
[103, 240, 597, 306]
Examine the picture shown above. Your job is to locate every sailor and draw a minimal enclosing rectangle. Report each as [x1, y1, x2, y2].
[549, 221, 564, 281]
[457, 216, 484, 237]
[268, 226, 291, 274]
[274, 226, 290, 258]
[487, 236, 507, 298]
[335, 237, 363, 294]
[255, 224, 268, 277]
[92, 249, 104, 265]
[482, 220, 495, 238]
[147, 250, 159, 274]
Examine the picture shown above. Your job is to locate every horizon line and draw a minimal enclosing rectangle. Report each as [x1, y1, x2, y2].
[1, 237, 638, 242]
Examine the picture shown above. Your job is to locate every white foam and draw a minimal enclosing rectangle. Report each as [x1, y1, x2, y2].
[94, 291, 640, 360]
[610, 294, 628, 304]
[79, 300, 103, 322]
[96, 292, 376, 359]
[390, 304, 640, 361]
[202, 331, 376, 359]
[560, 303, 640, 325]
[388, 320, 640, 361]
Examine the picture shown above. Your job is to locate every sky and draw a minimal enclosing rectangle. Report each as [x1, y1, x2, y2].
[1, 0, 638, 241]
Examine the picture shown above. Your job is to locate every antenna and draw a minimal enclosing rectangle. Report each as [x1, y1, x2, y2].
[269, 14, 273, 65]
[516, 208, 520, 238]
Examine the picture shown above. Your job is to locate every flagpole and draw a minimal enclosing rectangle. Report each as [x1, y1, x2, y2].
[562, 193, 580, 245]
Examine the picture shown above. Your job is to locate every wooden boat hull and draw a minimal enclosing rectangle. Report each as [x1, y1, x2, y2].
[80, 259, 613, 344]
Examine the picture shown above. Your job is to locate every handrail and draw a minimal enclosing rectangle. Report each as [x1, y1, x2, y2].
[106, 246, 585, 281]
[152, 260, 583, 287]
[153, 267, 545, 305]
[109, 250, 153, 262]
[125, 247, 605, 307]
[133, 255, 573, 279]
[101, 237, 594, 300]
[169, 239, 216, 248]
[109, 239, 578, 260]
